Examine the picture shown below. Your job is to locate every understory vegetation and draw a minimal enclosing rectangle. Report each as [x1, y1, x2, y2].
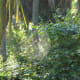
[0, 13, 80, 80]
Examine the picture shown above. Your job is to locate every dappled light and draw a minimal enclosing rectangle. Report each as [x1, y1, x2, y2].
[0, 0, 80, 80]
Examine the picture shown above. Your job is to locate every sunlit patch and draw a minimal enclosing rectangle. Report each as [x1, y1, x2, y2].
[4, 52, 20, 77]
[38, 31, 51, 58]
[0, 55, 3, 72]
[0, 55, 3, 62]
[71, 0, 78, 15]
[5, 21, 51, 78]
[24, 23, 51, 60]
[15, 23, 51, 60]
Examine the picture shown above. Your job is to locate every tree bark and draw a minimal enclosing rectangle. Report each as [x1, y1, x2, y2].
[0, 0, 8, 62]
[78, 0, 80, 13]
[32, 0, 39, 25]
[0, 0, 3, 48]
[48, 0, 55, 10]
[32, 0, 39, 58]
[2, 33, 6, 62]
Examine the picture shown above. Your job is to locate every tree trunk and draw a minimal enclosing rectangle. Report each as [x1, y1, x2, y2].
[0, 0, 3, 49]
[0, 0, 8, 62]
[32, 0, 39, 25]
[48, 0, 55, 10]
[2, 33, 6, 62]
[32, 0, 39, 58]
[78, 0, 80, 13]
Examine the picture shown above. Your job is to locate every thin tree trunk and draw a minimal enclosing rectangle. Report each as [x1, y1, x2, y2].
[2, 0, 8, 62]
[32, 0, 39, 58]
[0, 0, 8, 62]
[32, 0, 39, 25]
[2, 33, 6, 62]
[78, 0, 80, 13]
[0, 0, 3, 48]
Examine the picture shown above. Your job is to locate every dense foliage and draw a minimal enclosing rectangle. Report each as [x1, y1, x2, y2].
[0, 13, 80, 80]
